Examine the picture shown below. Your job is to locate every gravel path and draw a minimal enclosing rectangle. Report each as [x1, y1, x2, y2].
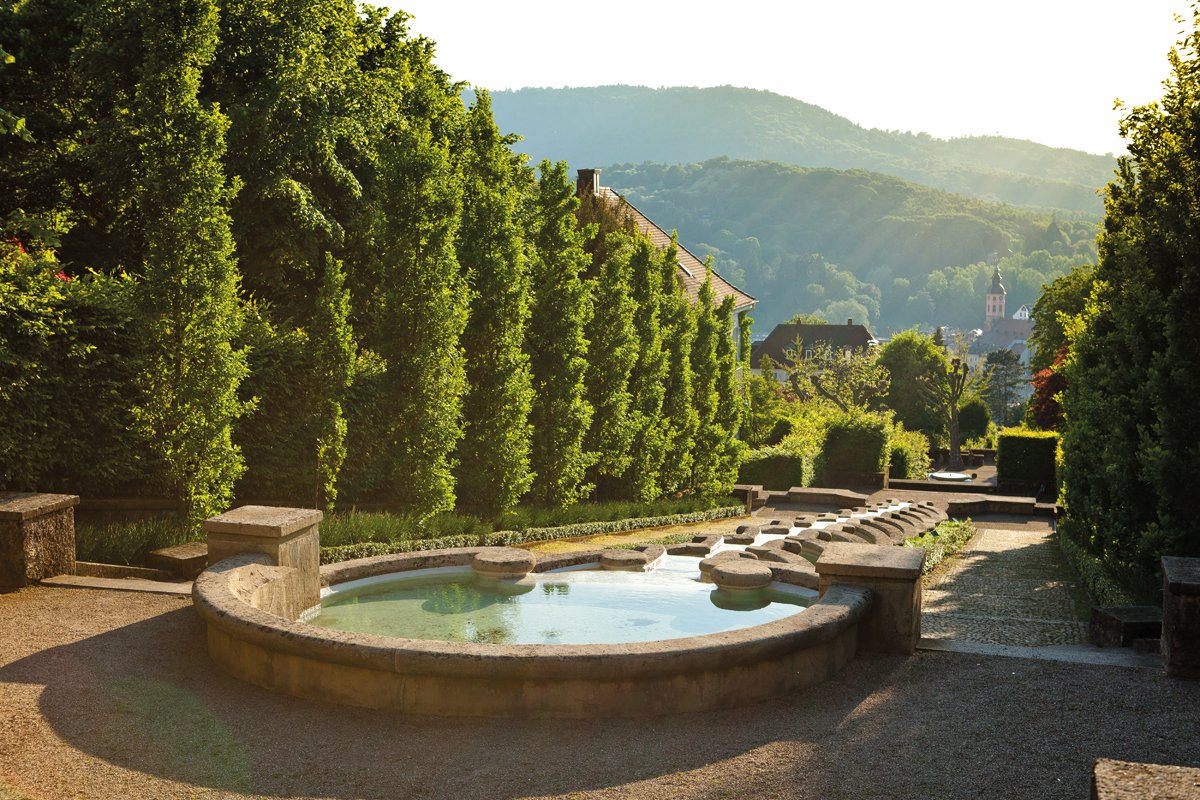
[2, 585, 1198, 800]
[922, 518, 1091, 647]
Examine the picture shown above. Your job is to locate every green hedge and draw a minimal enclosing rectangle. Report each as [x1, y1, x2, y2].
[320, 505, 744, 563]
[1057, 524, 1136, 606]
[889, 426, 932, 479]
[818, 409, 890, 476]
[737, 447, 811, 490]
[996, 428, 1059, 484]
[905, 519, 976, 574]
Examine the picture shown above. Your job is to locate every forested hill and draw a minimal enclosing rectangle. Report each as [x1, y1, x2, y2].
[603, 160, 1098, 333]
[487, 86, 1116, 215]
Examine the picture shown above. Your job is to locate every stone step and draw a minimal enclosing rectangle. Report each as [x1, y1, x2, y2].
[146, 541, 209, 579]
[41, 573, 192, 595]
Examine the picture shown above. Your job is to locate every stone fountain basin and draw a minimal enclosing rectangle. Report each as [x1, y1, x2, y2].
[192, 547, 871, 718]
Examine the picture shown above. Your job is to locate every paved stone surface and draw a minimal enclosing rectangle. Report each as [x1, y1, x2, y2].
[921, 520, 1090, 647]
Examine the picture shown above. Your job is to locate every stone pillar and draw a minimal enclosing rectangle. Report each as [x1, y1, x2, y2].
[0, 492, 79, 588]
[1161, 556, 1200, 679]
[815, 542, 924, 654]
[202, 506, 322, 614]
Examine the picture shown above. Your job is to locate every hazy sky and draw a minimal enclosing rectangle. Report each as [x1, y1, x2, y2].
[387, 0, 1193, 156]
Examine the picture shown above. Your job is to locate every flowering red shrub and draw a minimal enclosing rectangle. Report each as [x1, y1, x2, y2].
[1028, 348, 1068, 430]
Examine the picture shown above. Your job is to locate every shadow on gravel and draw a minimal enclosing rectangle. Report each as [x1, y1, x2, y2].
[0, 605, 904, 799]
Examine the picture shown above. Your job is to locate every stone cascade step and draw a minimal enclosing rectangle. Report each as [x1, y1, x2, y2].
[146, 541, 209, 579]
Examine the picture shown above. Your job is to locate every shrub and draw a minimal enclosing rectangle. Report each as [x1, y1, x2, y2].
[75, 517, 194, 566]
[817, 409, 890, 476]
[905, 519, 976, 574]
[996, 428, 1058, 484]
[958, 395, 991, 442]
[1057, 520, 1136, 606]
[737, 447, 810, 490]
[889, 425, 931, 479]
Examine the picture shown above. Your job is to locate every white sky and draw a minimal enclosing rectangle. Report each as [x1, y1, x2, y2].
[387, 0, 1193, 156]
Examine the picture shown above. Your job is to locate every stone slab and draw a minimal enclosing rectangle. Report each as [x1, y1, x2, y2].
[147, 541, 209, 578]
[0, 492, 80, 521]
[1089, 605, 1163, 648]
[202, 506, 323, 539]
[40, 573, 193, 595]
[816, 542, 924, 580]
[1093, 758, 1200, 800]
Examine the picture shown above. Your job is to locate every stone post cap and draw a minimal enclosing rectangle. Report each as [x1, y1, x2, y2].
[0, 492, 80, 521]
[203, 505, 323, 538]
[1162, 556, 1200, 595]
[815, 542, 924, 580]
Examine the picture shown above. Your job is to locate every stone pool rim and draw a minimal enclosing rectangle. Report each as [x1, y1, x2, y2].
[192, 545, 874, 717]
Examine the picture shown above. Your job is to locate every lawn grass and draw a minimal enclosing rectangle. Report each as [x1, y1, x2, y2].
[905, 519, 977, 575]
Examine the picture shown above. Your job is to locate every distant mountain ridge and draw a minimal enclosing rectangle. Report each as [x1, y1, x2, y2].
[487, 85, 1116, 215]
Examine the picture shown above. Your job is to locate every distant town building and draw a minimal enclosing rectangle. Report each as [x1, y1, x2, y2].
[750, 319, 875, 381]
[968, 265, 1034, 369]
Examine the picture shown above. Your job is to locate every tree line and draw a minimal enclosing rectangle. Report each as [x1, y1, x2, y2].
[0, 0, 744, 525]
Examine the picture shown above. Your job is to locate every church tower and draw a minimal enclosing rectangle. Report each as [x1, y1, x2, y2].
[985, 265, 1006, 330]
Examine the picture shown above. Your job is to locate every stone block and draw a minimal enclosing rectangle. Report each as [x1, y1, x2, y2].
[1088, 605, 1163, 648]
[203, 505, 322, 619]
[712, 560, 773, 591]
[1162, 556, 1200, 678]
[599, 549, 650, 571]
[0, 492, 79, 587]
[1093, 758, 1200, 799]
[816, 542, 924, 654]
[147, 541, 209, 579]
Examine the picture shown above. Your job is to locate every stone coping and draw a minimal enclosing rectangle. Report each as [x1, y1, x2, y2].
[202, 505, 323, 539]
[815, 542, 924, 580]
[1162, 556, 1200, 595]
[0, 492, 79, 521]
[193, 549, 869, 683]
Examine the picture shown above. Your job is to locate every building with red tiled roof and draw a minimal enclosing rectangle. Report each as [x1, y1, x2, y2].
[575, 169, 756, 316]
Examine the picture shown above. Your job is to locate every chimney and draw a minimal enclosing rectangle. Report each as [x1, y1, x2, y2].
[847, 318, 854, 326]
[576, 168, 600, 198]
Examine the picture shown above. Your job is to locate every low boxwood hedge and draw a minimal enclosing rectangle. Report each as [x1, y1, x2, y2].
[320, 505, 744, 564]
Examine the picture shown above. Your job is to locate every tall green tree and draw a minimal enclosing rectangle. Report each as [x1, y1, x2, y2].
[1028, 263, 1096, 371]
[525, 160, 594, 507]
[454, 91, 534, 518]
[658, 252, 698, 494]
[620, 236, 671, 501]
[689, 272, 736, 495]
[129, 0, 248, 523]
[1061, 7, 1200, 577]
[874, 329, 949, 437]
[712, 294, 745, 487]
[983, 348, 1025, 427]
[583, 233, 638, 496]
[310, 252, 355, 510]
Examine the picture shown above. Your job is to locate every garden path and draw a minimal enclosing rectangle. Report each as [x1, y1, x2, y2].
[920, 517, 1091, 647]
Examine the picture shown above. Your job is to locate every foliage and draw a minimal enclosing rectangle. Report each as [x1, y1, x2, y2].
[1027, 349, 1068, 430]
[922, 358, 985, 470]
[583, 233, 638, 490]
[658, 254, 698, 494]
[1029, 264, 1096, 372]
[784, 341, 889, 412]
[1060, 8, 1200, 579]
[584, 159, 1098, 332]
[888, 425, 931, 479]
[737, 447, 811, 491]
[75, 516, 196, 566]
[983, 348, 1026, 427]
[454, 90, 534, 519]
[818, 408, 891, 475]
[741, 365, 788, 447]
[957, 395, 992, 442]
[874, 329, 948, 436]
[489, 86, 1115, 215]
[905, 519, 976, 575]
[127, 0, 248, 524]
[996, 428, 1058, 485]
[524, 161, 594, 507]
[689, 276, 741, 496]
[619, 236, 671, 500]
[0, 247, 153, 494]
[1056, 521, 1137, 606]
[320, 503, 743, 562]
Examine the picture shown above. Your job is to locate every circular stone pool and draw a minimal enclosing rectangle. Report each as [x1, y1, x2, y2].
[308, 566, 813, 645]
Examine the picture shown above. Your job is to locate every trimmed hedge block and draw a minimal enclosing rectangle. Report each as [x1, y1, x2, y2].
[738, 448, 811, 491]
[996, 428, 1058, 485]
[819, 411, 890, 476]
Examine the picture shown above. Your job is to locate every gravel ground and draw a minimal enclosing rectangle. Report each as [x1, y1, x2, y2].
[2, 585, 1198, 800]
